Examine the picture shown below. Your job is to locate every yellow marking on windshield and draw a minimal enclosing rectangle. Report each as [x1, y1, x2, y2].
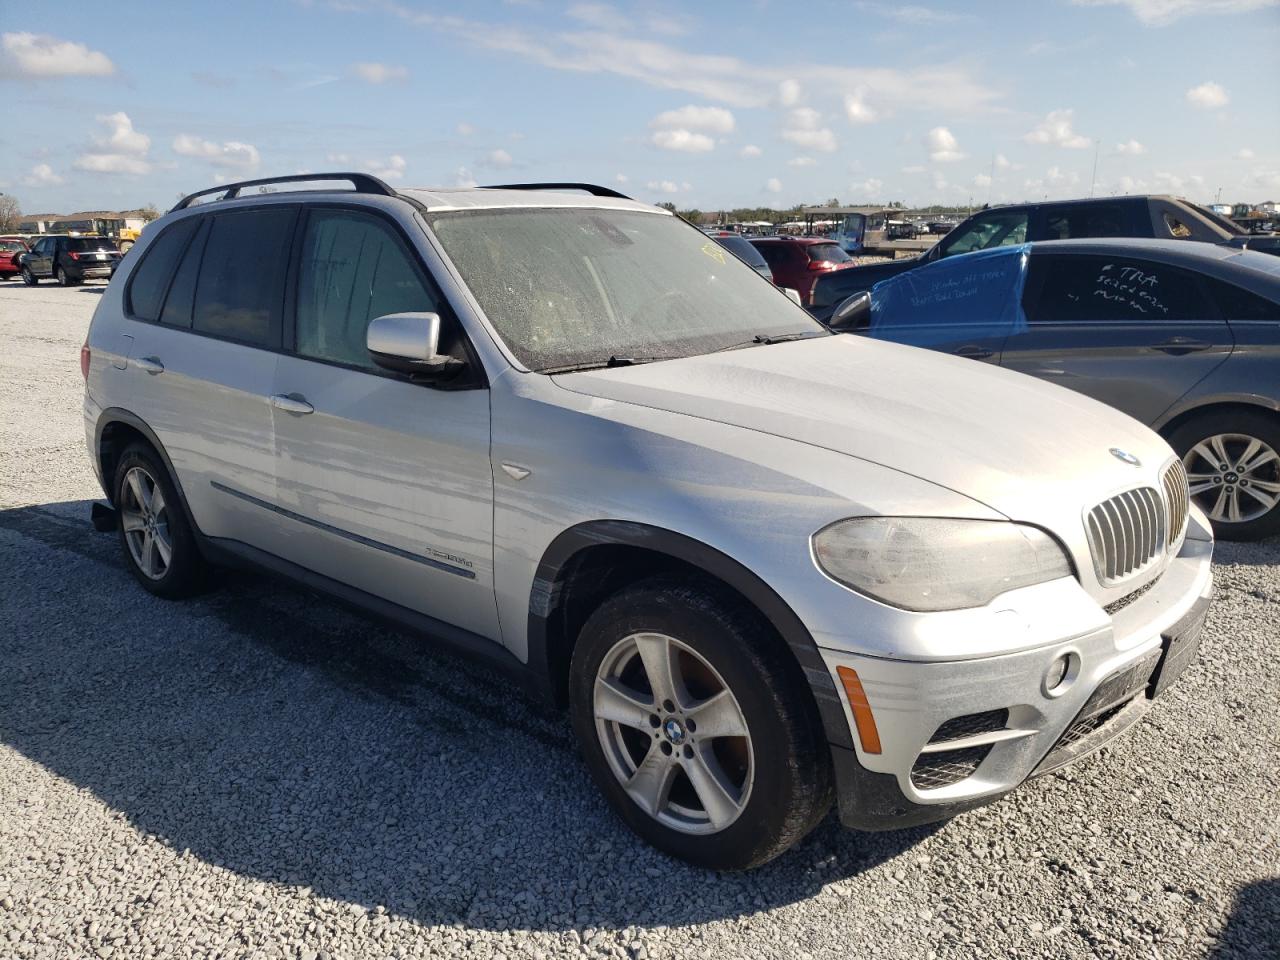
[701, 241, 727, 264]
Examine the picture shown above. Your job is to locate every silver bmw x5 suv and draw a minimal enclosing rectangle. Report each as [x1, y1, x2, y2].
[83, 174, 1213, 870]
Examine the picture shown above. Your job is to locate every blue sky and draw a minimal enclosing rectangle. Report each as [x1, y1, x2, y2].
[2, 0, 1277, 214]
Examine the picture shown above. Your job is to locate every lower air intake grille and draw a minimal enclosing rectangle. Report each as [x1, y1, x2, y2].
[911, 746, 992, 790]
[928, 708, 1010, 744]
[1055, 703, 1126, 750]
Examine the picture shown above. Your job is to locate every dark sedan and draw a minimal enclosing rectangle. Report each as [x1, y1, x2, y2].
[830, 238, 1280, 541]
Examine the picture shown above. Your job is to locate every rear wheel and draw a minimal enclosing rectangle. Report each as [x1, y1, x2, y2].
[1168, 411, 1280, 541]
[112, 444, 209, 598]
[56, 266, 72, 287]
[569, 578, 833, 870]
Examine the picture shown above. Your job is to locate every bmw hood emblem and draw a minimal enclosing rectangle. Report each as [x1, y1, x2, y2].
[1109, 447, 1141, 467]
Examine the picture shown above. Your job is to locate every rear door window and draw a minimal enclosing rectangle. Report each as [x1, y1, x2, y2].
[192, 207, 296, 347]
[126, 218, 201, 321]
[1023, 255, 1211, 323]
[1039, 204, 1127, 240]
[939, 210, 1028, 258]
[294, 209, 440, 371]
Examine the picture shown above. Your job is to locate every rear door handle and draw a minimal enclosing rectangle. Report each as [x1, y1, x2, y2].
[953, 345, 994, 360]
[1153, 337, 1212, 355]
[270, 393, 314, 416]
[133, 356, 164, 375]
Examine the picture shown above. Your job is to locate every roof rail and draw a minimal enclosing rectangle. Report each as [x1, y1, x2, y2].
[479, 182, 632, 200]
[169, 172, 397, 213]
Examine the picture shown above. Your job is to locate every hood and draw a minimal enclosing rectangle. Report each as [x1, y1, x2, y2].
[553, 334, 1174, 529]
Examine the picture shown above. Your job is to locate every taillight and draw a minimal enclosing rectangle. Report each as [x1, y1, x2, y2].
[80, 345, 90, 381]
[69, 251, 81, 260]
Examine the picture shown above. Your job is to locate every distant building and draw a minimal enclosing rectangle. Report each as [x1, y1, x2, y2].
[17, 209, 153, 238]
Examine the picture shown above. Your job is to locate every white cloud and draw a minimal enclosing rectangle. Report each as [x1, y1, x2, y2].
[994, 153, 1013, 170]
[925, 126, 965, 162]
[485, 148, 514, 168]
[973, 173, 992, 187]
[650, 104, 735, 133]
[844, 88, 880, 124]
[901, 164, 927, 174]
[1070, 0, 1277, 26]
[0, 31, 115, 77]
[369, 155, 407, 181]
[74, 112, 151, 176]
[74, 154, 151, 175]
[931, 171, 949, 191]
[455, 166, 477, 188]
[22, 163, 63, 186]
[854, 2, 970, 24]
[651, 129, 715, 152]
[850, 177, 883, 197]
[1238, 147, 1255, 160]
[778, 78, 802, 106]
[787, 156, 817, 167]
[764, 177, 783, 193]
[351, 62, 409, 84]
[172, 134, 261, 172]
[1024, 165, 1083, 194]
[1185, 81, 1229, 109]
[739, 144, 762, 158]
[645, 179, 683, 194]
[456, 122, 475, 137]
[1024, 109, 1091, 148]
[1116, 138, 1146, 155]
[615, 173, 628, 183]
[1153, 170, 1205, 193]
[781, 107, 837, 153]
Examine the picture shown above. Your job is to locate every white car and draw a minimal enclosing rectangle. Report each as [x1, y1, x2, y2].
[83, 174, 1213, 870]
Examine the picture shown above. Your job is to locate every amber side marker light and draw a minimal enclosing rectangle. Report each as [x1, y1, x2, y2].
[836, 666, 882, 755]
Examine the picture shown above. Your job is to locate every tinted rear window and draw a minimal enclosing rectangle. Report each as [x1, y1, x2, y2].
[127, 218, 200, 321]
[192, 207, 295, 347]
[69, 237, 118, 252]
[1041, 204, 1127, 240]
[716, 236, 769, 269]
[807, 243, 851, 263]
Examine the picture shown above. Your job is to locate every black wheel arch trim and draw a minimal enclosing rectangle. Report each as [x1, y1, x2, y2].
[526, 519, 854, 750]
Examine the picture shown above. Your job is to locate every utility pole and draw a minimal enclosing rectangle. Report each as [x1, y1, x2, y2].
[1089, 139, 1100, 198]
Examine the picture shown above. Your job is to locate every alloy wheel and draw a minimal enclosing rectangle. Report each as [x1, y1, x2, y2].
[593, 631, 753, 835]
[1183, 433, 1280, 524]
[119, 466, 173, 580]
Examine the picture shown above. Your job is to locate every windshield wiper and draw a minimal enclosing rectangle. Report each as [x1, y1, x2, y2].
[713, 330, 828, 353]
[538, 355, 672, 374]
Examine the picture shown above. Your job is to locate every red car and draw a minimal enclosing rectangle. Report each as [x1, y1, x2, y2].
[748, 237, 855, 304]
[0, 236, 29, 280]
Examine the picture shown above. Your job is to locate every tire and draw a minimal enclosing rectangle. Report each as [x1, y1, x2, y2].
[20, 267, 38, 286]
[56, 266, 70, 287]
[1166, 410, 1280, 542]
[112, 443, 209, 598]
[569, 577, 834, 870]
[119, 239, 134, 252]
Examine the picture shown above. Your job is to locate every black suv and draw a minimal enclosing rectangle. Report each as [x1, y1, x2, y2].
[20, 235, 122, 286]
[810, 195, 1242, 319]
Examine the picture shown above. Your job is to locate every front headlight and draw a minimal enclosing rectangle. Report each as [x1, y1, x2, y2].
[812, 517, 1073, 612]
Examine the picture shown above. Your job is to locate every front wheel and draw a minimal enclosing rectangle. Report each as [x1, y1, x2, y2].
[569, 578, 833, 870]
[21, 267, 38, 286]
[1168, 411, 1280, 541]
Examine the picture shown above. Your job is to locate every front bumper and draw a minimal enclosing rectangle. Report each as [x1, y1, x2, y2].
[821, 531, 1213, 831]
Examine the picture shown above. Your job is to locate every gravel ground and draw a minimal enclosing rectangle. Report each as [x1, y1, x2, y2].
[1, 280, 1277, 960]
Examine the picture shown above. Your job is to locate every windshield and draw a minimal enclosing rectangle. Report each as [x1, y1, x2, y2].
[429, 208, 823, 371]
[0, 240, 25, 252]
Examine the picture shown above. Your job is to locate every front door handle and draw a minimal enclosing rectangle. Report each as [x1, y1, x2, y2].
[270, 393, 314, 416]
[133, 356, 164, 375]
[1153, 337, 1212, 356]
[953, 344, 994, 361]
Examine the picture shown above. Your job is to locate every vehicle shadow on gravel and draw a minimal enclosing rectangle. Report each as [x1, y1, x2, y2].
[1209, 879, 1280, 957]
[0, 500, 939, 932]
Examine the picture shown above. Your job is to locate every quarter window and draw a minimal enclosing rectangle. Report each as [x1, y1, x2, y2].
[295, 209, 439, 371]
[192, 207, 295, 347]
[126, 218, 200, 322]
[1024, 255, 1211, 323]
[1204, 279, 1279, 321]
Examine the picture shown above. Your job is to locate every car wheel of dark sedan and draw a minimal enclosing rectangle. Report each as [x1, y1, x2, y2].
[56, 266, 77, 287]
[21, 267, 38, 286]
[1169, 411, 1280, 542]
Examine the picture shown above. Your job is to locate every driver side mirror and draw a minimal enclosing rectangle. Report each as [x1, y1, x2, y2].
[828, 292, 871, 331]
[367, 312, 463, 381]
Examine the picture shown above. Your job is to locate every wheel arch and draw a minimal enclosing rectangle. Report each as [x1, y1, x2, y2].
[526, 520, 853, 749]
[95, 408, 200, 533]
[1156, 397, 1280, 439]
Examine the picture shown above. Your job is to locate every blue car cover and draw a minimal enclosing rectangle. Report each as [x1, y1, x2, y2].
[868, 244, 1031, 347]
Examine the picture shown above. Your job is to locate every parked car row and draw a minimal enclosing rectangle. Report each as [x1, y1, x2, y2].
[83, 173, 1219, 871]
[2, 233, 124, 285]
